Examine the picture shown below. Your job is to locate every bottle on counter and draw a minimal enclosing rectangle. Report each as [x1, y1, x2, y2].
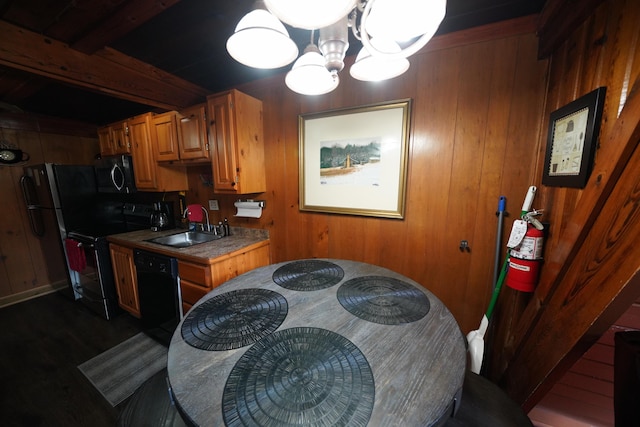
[223, 218, 230, 236]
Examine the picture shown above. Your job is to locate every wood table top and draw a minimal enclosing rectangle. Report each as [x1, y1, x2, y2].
[168, 259, 466, 426]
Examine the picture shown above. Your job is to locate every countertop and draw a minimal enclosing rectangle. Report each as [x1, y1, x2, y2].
[168, 258, 466, 426]
[107, 226, 270, 264]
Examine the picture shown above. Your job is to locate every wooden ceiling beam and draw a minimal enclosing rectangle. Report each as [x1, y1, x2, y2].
[71, 0, 182, 54]
[0, 20, 209, 111]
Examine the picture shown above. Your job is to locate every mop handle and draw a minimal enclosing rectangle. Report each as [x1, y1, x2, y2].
[493, 196, 507, 287]
[486, 256, 508, 319]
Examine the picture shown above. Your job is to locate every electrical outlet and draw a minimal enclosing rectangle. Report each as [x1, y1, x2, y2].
[208, 199, 219, 210]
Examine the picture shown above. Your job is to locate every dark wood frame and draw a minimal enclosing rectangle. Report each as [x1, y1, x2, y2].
[542, 87, 606, 188]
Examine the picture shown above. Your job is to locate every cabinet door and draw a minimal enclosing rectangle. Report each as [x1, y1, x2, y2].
[178, 104, 209, 161]
[129, 114, 157, 189]
[207, 89, 266, 194]
[153, 112, 180, 162]
[208, 92, 238, 192]
[112, 121, 130, 154]
[110, 244, 140, 318]
[97, 126, 115, 156]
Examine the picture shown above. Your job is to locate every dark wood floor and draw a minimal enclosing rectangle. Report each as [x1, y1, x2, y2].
[0, 291, 144, 427]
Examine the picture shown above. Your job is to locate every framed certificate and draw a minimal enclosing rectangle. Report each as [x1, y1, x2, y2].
[542, 87, 606, 188]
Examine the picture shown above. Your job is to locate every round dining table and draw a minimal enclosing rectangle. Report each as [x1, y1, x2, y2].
[167, 258, 467, 426]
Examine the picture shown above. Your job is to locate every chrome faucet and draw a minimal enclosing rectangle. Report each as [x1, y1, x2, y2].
[201, 206, 210, 232]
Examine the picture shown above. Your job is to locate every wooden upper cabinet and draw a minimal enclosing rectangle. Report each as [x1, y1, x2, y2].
[207, 89, 266, 194]
[153, 106, 209, 163]
[153, 111, 181, 162]
[111, 121, 130, 154]
[97, 126, 114, 156]
[177, 103, 209, 161]
[129, 113, 158, 189]
[97, 120, 130, 156]
[129, 112, 188, 192]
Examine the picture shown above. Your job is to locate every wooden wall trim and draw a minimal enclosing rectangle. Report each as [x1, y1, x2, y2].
[425, 15, 539, 52]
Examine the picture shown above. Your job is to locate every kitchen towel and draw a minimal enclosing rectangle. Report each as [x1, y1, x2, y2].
[64, 238, 86, 272]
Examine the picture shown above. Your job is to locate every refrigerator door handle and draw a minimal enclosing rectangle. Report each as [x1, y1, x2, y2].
[20, 175, 45, 237]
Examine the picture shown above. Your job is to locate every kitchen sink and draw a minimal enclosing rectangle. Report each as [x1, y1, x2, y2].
[146, 231, 222, 248]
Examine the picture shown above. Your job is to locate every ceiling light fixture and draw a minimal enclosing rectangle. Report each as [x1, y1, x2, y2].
[227, 0, 446, 95]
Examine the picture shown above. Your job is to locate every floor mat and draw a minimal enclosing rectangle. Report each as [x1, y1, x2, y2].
[78, 332, 167, 407]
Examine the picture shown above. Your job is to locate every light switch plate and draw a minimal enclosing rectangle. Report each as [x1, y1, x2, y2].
[208, 199, 219, 210]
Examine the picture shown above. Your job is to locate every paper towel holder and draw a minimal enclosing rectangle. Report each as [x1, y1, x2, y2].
[237, 199, 265, 207]
[234, 199, 266, 218]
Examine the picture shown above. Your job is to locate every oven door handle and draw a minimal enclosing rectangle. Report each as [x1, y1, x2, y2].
[76, 241, 95, 249]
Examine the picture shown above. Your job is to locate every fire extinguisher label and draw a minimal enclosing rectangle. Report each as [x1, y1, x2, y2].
[507, 219, 528, 248]
[509, 260, 531, 272]
[510, 236, 543, 260]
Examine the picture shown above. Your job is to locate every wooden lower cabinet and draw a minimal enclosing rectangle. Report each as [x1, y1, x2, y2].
[178, 243, 270, 313]
[109, 244, 140, 318]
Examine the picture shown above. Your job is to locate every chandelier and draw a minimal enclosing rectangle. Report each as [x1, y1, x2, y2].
[226, 0, 447, 95]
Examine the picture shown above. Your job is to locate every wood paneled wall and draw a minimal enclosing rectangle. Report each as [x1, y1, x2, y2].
[491, 0, 640, 409]
[0, 118, 98, 304]
[193, 16, 549, 335]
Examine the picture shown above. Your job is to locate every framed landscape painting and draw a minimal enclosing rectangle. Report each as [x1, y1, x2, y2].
[299, 99, 411, 219]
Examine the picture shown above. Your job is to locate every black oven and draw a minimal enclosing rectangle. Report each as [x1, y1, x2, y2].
[66, 231, 119, 319]
[64, 202, 158, 320]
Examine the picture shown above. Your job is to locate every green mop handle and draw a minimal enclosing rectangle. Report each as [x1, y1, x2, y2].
[486, 256, 508, 319]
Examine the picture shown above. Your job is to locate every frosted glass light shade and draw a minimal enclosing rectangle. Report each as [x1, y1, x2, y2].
[285, 48, 339, 95]
[366, 0, 446, 42]
[226, 9, 299, 69]
[350, 39, 410, 81]
[264, 0, 357, 29]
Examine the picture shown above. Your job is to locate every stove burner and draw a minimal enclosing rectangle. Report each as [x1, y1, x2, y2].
[337, 276, 430, 325]
[272, 260, 344, 291]
[181, 289, 287, 351]
[222, 327, 374, 427]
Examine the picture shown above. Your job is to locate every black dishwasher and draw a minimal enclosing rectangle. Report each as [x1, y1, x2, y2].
[134, 249, 183, 346]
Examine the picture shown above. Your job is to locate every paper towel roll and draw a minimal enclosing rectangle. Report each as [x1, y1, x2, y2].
[234, 201, 263, 218]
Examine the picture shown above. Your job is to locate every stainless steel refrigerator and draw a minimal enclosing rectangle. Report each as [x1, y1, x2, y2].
[21, 163, 98, 300]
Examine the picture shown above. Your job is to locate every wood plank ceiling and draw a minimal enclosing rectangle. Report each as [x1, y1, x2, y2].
[0, 0, 546, 126]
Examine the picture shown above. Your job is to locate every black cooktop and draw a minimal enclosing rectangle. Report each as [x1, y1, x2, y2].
[272, 259, 345, 291]
[181, 288, 288, 351]
[222, 327, 374, 427]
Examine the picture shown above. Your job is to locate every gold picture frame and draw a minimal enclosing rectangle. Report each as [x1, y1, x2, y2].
[299, 99, 411, 219]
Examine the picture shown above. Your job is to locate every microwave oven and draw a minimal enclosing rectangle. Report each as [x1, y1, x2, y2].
[95, 154, 136, 193]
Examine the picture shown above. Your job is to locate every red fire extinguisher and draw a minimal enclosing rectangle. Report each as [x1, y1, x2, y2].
[505, 186, 545, 292]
